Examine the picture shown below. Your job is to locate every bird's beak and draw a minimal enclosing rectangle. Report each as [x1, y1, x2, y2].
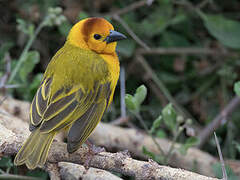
[105, 30, 127, 44]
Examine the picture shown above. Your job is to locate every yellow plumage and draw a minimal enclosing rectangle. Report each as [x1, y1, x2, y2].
[14, 17, 126, 169]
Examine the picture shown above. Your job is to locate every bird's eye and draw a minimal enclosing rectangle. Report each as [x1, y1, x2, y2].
[94, 34, 101, 40]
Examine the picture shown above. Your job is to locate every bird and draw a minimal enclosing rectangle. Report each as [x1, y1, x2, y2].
[14, 17, 126, 169]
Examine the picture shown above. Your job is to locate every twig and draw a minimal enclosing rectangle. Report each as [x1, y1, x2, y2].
[135, 113, 165, 158]
[197, 96, 240, 147]
[8, 21, 45, 84]
[188, 75, 218, 103]
[106, 0, 150, 17]
[0, 169, 5, 174]
[0, 95, 7, 106]
[3, 84, 22, 89]
[120, 66, 126, 118]
[113, 14, 150, 50]
[137, 47, 218, 55]
[136, 54, 195, 121]
[214, 132, 228, 180]
[197, 0, 212, 9]
[111, 116, 130, 126]
[165, 125, 183, 164]
[0, 53, 11, 105]
[0, 53, 11, 92]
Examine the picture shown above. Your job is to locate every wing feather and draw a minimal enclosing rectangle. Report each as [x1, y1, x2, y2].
[67, 101, 106, 153]
[30, 76, 112, 134]
[66, 82, 111, 153]
[30, 94, 42, 127]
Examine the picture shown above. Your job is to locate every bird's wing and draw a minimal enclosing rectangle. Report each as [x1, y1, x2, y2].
[29, 76, 112, 134]
[67, 100, 107, 153]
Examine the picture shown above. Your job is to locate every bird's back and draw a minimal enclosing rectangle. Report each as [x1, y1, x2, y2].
[44, 42, 110, 98]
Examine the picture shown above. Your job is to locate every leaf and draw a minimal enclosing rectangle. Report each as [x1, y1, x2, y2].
[17, 18, 35, 36]
[162, 103, 177, 131]
[153, 115, 162, 129]
[170, 14, 187, 26]
[134, 85, 147, 106]
[160, 31, 190, 47]
[142, 146, 164, 163]
[233, 141, 240, 154]
[19, 51, 40, 82]
[26, 169, 48, 179]
[0, 42, 14, 60]
[125, 94, 138, 112]
[200, 13, 240, 49]
[234, 81, 240, 97]
[150, 115, 162, 133]
[156, 130, 167, 138]
[0, 157, 13, 168]
[125, 85, 147, 113]
[179, 137, 199, 155]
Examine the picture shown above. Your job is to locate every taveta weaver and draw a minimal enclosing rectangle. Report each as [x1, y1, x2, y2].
[14, 17, 126, 169]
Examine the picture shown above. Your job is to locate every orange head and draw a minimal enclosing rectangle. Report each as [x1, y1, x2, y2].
[67, 17, 126, 54]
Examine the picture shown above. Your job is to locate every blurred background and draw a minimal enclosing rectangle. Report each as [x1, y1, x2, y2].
[0, 0, 240, 179]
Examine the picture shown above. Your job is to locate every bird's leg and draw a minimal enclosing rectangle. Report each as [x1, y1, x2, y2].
[83, 140, 105, 169]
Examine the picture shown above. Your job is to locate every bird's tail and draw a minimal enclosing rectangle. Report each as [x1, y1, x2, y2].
[14, 129, 55, 169]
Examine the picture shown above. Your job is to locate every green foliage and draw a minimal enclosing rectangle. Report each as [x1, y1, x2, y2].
[233, 141, 240, 154]
[125, 85, 147, 113]
[17, 19, 35, 37]
[43, 7, 66, 27]
[19, 51, 40, 82]
[139, 101, 198, 163]
[150, 115, 162, 134]
[234, 81, 240, 97]
[58, 21, 72, 37]
[212, 163, 238, 180]
[179, 137, 200, 155]
[200, 13, 240, 49]
[142, 146, 164, 163]
[162, 103, 177, 131]
[0, 42, 14, 61]
[117, 39, 136, 58]
[0, 157, 48, 179]
[135, 85, 147, 105]
[0, 157, 13, 169]
[26, 169, 48, 179]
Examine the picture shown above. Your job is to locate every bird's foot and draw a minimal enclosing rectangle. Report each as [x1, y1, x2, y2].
[83, 140, 105, 169]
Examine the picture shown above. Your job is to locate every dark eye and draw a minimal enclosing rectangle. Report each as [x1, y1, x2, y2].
[94, 34, 101, 40]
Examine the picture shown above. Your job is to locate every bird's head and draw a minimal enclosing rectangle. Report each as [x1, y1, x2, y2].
[67, 17, 126, 54]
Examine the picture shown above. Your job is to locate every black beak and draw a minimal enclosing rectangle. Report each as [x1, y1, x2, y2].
[105, 30, 127, 44]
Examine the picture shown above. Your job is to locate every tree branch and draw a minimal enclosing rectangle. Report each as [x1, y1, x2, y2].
[137, 47, 221, 56]
[0, 99, 220, 180]
[113, 14, 150, 50]
[197, 96, 240, 147]
[58, 162, 123, 180]
[0, 128, 218, 180]
[106, 0, 151, 17]
[1, 96, 240, 177]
